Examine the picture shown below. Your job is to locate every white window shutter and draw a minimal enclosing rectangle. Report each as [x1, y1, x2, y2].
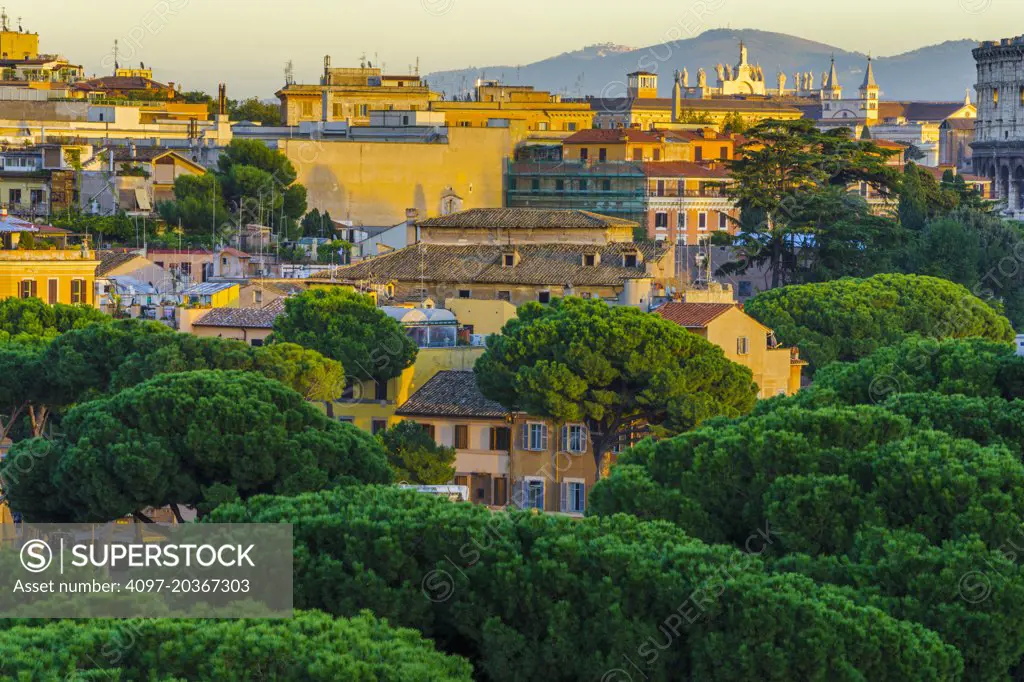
[581, 426, 588, 453]
[579, 483, 586, 513]
[561, 425, 568, 452]
[560, 482, 568, 512]
[520, 423, 529, 450]
[540, 424, 548, 451]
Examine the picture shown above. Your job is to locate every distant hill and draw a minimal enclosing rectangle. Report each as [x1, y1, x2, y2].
[425, 29, 978, 103]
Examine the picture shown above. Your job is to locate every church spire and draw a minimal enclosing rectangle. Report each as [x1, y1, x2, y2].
[825, 54, 840, 90]
[964, 88, 972, 106]
[860, 55, 877, 90]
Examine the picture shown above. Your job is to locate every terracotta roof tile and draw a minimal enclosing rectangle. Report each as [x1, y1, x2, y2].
[96, 250, 145, 276]
[396, 371, 510, 419]
[563, 129, 663, 145]
[641, 161, 730, 179]
[416, 208, 637, 230]
[654, 301, 736, 328]
[193, 305, 283, 329]
[313, 242, 669, 287]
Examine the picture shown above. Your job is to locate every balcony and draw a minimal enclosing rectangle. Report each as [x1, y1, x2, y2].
[646, 187, 729, 198]
[0, 248, 97, 261]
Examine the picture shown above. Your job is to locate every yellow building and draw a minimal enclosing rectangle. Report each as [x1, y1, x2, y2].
[0, 221, 98, 305]
[277, 61, 440, 126]
[655, 298, 805, 397]
[0, 23, 38, 60]
[188, 300, 283, 346]
[431, 81, 594, 134]
[328, 345, 485, 431]
[279, 124, 529, 226]
[443, 298, 516, 336]
[395, 370, 596, 512]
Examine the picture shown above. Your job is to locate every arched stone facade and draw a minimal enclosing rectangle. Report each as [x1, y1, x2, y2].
[971, 37, 1024, 219]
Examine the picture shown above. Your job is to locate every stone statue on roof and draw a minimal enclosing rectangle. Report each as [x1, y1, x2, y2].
[778, 71, 786, 93]
[715, 63, 725, 82]
[725, 64, 734, 80]
[681, 67, 689, 87]
[697, 68, 707, 88]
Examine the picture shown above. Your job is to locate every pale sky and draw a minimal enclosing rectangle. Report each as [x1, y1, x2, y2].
[20, 0, 1021, 97]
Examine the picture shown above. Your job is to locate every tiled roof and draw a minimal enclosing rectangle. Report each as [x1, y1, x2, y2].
[72, 76, 171, 92]
[641, 161, 730, 179]
[96, 250, 145, 276]
[654, 302, 736, 328]
[877, 101, 966, 123]
[416, 208, 637, 230]
[312, 242, 668, 287]
[396, 371, 510, 419]
[193, 303, 283, 329]
[562, 129, 663, 145]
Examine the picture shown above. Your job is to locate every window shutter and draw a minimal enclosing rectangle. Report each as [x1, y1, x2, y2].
[560, 482, 568, 512]
[580, 426, 588, 453]
[560, 425, 568, 453]
[520, 423, 528, 450]
[540, 424, 548, 451]
[511, 480, 524, 509]
[578, 484, 586, 513]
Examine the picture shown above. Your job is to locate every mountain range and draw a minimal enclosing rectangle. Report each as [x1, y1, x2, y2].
[424, 28, 978, 103]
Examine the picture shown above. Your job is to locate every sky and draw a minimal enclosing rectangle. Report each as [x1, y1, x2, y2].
[20, 0, 1021, 98]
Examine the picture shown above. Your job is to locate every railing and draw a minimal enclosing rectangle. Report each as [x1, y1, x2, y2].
[0, 249, 96, 261]
[646, 188, 729, 198]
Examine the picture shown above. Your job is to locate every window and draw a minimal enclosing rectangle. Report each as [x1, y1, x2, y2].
[522, 422, 548, 451]
[598, 148, 607, 162]
[358, 104, 369, 117]
[458, 289, 471, 299]
[993, 88, 999, 107]
[402, 115, 410, 125]
[300, 101, 313, 117]
[8, 188, 21, 205]
[525, 479, 545, 510]
[655, 212, 668, 228]
[694, 147, 703, 162]
[562, 424, 588, 453]
[859, 182, 869, 198]
[497, 290, 511, 302]
[655, 180, 665, 197]
[623, 253, 638, 268]
[538, 291, 551, 304]
[508, 178, 517, 191]
[490, 426, 511, 451]
[503, 254, 515, 267]
[579, 148, 588, 161]
[250, 338, 265, 347]
[584, 254, 596, 267]
[579, 179, 588, 191]
[555, 179, 565, 192]
[737, 336, 750, 355]
[30, 189, 44, 206]
[537, 121, 549, 131]
[253, 290, 263, 305]
[632, 148, 643, 161]
[677, 212, 687, 229]
[562, 480, 586, 513]
[738, 281, 753, 298]
[419, 423, 436, 440]
[19, 279, 36, 299]
[602, 179, 611, 191]
[718, 213, 729, 230]
[531, 178, 540, 191]
[720, 146, 729, 160]
[455, 475, 470, 489]
[47, 279, 58, 304]
[455, 424, 469, 449]
[338, 416, 355, 424]
[566, 122, 577, 131]
[698, 212, 708, 231]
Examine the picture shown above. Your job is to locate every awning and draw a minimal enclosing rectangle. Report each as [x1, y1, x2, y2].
[134, 188, 152, 211]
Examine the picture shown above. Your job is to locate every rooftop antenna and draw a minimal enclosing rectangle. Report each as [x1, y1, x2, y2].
[113, 39, 119, 72]
[416, 56, 420, 76]
[17, 16, 21, 32]
[360, 52, 367, 69]
[0, 8, 7, 32]
[285, 59, 294, 86]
